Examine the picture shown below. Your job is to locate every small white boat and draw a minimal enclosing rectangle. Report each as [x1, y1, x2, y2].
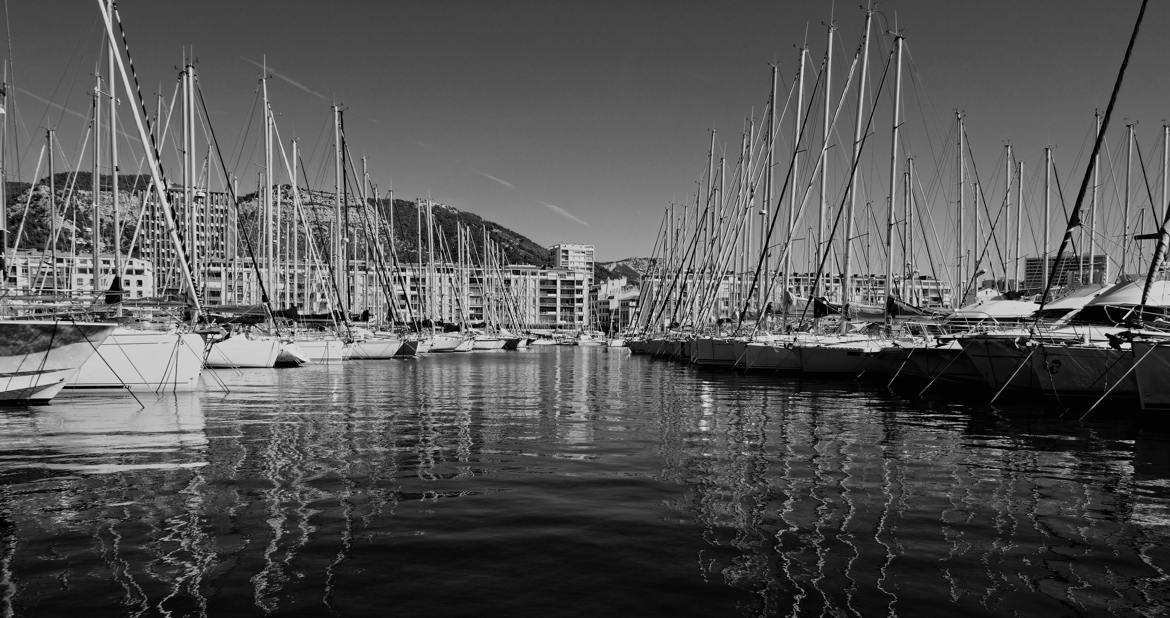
[294, 333, 345, 363]
[205, 332, 282, 368]
[348, 335, 404, 359]
[472, 334, 507, 350]
[431, 332, 473, 352]
[574, 332, 607, 346]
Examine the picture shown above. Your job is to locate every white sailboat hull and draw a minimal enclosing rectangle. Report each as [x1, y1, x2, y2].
[472, 336, 507, 350]
[0, 320, 118, 403]
[294, 336, 345, 363]
[68, 328, 206, 392]
[205, 336, 282, 368]
[431, 333, 472, 352]
[348, 336, 404, 359]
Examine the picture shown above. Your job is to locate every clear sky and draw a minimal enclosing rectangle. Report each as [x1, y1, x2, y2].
[2, 1, 1166, 265]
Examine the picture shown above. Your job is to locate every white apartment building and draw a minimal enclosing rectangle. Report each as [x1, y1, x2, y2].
[3, 251, 155, 299]
[551, 243, 595, 274]
[200, 260, 591, 328]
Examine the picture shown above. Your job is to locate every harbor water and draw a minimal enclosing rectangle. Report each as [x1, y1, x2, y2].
[1, 346, 1168, 616]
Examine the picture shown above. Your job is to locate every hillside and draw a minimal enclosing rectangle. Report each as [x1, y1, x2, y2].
[595, 257, 656, 284]
[7, 174, 554, 268]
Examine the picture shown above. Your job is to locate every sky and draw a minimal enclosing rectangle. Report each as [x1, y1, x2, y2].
[2, 0, 1167, 265]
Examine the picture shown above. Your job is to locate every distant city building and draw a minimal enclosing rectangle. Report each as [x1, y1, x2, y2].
[194, 259, 592, 328]
[592, 277, 640, 332]
[3, 251, 155, 300]
[1023, 254, 1108, 292]
[139, 187, 238, 297]
[551, 243, 595, 274]
[130, 186, 595, 327]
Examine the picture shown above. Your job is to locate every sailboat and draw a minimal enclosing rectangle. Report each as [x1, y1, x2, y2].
[67, 3, 214, 392]
[0, 320, 118, 402]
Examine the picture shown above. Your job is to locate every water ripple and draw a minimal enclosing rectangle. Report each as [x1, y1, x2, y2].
[0, 348, 1165, 616]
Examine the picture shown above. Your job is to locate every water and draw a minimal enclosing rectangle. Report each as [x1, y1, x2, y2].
[1, 346, 1168, 617]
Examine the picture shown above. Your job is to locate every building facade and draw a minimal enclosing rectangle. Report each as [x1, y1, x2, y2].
[551, 243, 595, 273]
[3, 251, 156, 300]
[1022, 255, 1109, 293]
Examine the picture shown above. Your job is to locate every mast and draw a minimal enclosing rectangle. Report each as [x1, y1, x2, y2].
[1014, 159, 1023, 293]
[333, 104, 344, 314]
[1043, 147, 1051, 292]
[782, 51, 803, 330]
[1155, 122, 1165, 220]
[92, 72, 102, 291]
[111, 40, 122, 303]
[1004, 144, 1012, 288]
[706, 129, 715, 267]
[1087, 110, 1101, 284]
[818, 20, 835, 285]
[292, 139, 300, 310]
[840, 6, 872, 331]
[0, 63, 6, 264]
[182, 57, 193, 294]
[955, 111, 965, 307]
[883, 34, 903, 330]
[1122, 122, 1133, 276]
[263, 57, 275, 306]
[341, 111, 353, 315]
[47, 129, 57, 293]
[427, 199, 435, 323]
[361, 155, 370, 315]
[904, 158, 914, 298]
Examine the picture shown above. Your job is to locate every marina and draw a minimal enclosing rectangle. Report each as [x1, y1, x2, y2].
[1, 0, 1170, 615]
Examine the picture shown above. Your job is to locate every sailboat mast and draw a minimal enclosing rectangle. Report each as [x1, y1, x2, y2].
[263, 58, 275, 306]
[47, 129, 58, 293]
[1163, 124, 1169, 221]
[333, 104, 344, 314]
[427, 199, 435, 322]
[706, 129, 715, 267]
[1043, 147, 1051, 291]
[111, 44, 122, 300]
[883, 34, 903, 329]
[840, 6, 872, 329]
[1122, 123, 1133, 275]
[1088, 110, 1101, 284]
[782, 52, 803, 329]
[1014, 159, 1023, 293]
[818, 21, 835, 282]
[0, 63, 7, 261]
[92, 72, 102, 291]
[182, 59, 194, 293]
[956, 111, 965, 306]
[904, 158, 914, 294]
[292, 138, 300, 310]
[1004, 144, 1012, 286]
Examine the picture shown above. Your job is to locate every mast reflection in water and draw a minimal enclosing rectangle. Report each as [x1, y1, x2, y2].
[0, 347, 1167, 616]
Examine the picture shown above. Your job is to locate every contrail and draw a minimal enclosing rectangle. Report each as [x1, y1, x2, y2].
[15, 87, 88, 121]
[15, 86, 138, 141]
[241, 57, 329, 101]
[540, 201, 590, 227]
[476, 170, 515, 189]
